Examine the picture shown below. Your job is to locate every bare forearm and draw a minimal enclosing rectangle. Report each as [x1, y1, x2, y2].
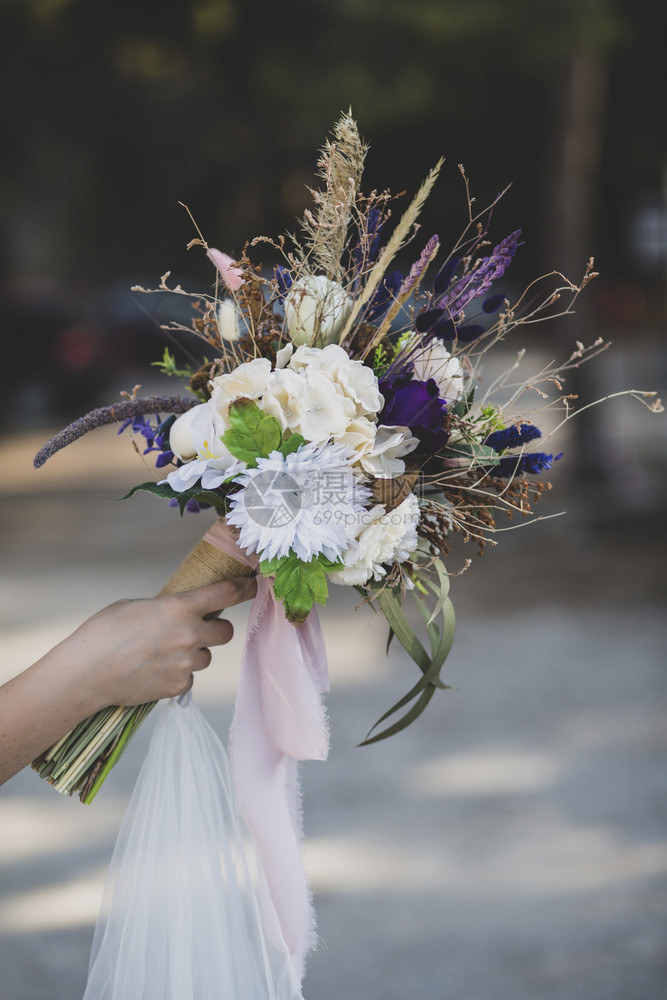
[0, 647, 99, 784]
[0, 578, 254, 786]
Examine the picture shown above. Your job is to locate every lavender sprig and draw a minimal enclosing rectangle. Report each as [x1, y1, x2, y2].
[398, 234, 440, 302]
[416, 230, 521, 340]
[438, 230, 521, 318]
[34, 396, 197, 469]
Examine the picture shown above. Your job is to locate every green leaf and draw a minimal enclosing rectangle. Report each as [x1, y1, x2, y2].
[119, 481, 225, 515]
[277, 432, 306, 457]
[375, 588, 431, 673]
[151, 347, 195, 381]
[442, 440, 500, 464]
[261, 551, 342, 624]
[450, 385, 476, 417]
[120, 481, 178, 502]
[273, 557, 303, 602]
[259, 554, 283, 576]
[360, 687, 437, 746]
[308, 563, 329, 605]
[361, 574, 456, 745]
[426, 558, 450, 626]
[222, 398, 283, 466]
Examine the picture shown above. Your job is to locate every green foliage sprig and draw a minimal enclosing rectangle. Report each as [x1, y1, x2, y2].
[260, 552, 343, 625]
[362, 559, 455, 744]
[223, 398, 305, 466]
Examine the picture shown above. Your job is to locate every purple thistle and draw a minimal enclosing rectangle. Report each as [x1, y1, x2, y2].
[34, 395, 197, 469]
[491, 451, 562, 478]
[485, 423, 542, 452]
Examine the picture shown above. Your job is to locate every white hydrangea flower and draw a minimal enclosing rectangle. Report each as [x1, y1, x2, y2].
[210, 357, 272, 420]
[410, 337, 465, 401]
[226, 441, 371, 563]
[330, 493, 421, 586]
[333, 420, 419, 478]
[289, 343, 384, 416]
[283, 275, 352, 347]
[296, 371, 356, 442]
[335, 415, 377, 460]
[275, 342, 294, 369]
[260, 367, 307, 433]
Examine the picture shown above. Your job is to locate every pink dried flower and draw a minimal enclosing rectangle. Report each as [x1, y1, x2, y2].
[207, 248, 245, 291]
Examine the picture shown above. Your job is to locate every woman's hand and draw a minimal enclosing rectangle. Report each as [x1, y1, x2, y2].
[71, 577, 257, 711]
[0, 577, 257, 785]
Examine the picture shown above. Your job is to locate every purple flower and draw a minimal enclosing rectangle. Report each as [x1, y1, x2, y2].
[168, 497, 210, 514]
[379, 375, 449, 453]
[274, 266, 292, 299]
[118, 414, 175, 468]
[366, 270, 403, 322]
[491, 452, 562, 478]
[397, 235, 440, 303]
[415, 230, 521, 342]
[485, 423, 542, 452]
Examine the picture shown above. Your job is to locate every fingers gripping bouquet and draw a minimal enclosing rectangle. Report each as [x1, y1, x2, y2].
[33, 112, 662, 805]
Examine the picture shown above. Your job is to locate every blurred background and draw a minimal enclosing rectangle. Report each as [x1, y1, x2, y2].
[0, 1, 665, 998]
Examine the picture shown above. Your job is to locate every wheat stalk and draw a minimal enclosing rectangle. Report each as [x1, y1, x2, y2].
[301, 110, 367, 280]
[338, 158, 444, 345]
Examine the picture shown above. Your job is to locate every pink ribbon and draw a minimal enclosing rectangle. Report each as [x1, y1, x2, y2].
[203, 521, 329, 984]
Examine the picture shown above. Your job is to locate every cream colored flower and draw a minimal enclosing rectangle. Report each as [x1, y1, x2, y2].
[275, 342, 294, 369]
[411, 337, 465, 401]
[331, 494, 421, 586]
[296, 371, 356, 442]
[169, 403, 228, 462]
[283, 275, 352, 346]
[261, 367, 307, 432]
[209, 357, 271, 420]
[335, 415, 377, 459]
[359, 425, 419, 478]
[289, 343, 383, 416]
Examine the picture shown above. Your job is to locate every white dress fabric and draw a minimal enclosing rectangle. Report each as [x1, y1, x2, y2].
[83, 697, 303, 1000]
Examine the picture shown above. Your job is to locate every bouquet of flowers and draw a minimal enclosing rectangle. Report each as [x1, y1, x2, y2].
[32, 111, 661, 808]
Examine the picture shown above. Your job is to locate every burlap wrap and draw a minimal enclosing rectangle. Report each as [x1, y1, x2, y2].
[157, 529, 252, 598]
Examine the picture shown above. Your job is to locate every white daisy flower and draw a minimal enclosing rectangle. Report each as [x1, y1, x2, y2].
[226, 441, 372, 563]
